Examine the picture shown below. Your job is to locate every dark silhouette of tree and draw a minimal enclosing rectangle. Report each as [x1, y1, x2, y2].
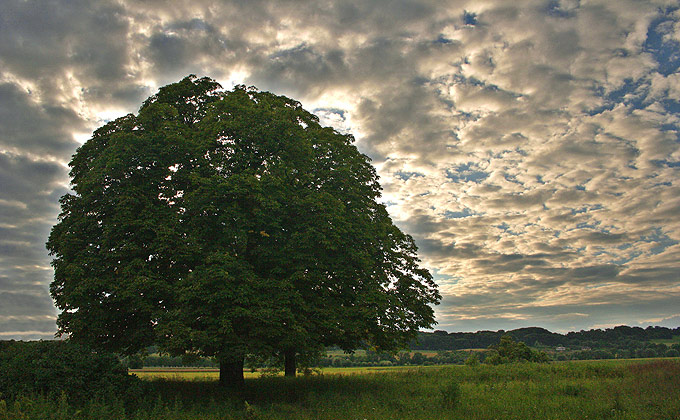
[47, 75, 440, 388]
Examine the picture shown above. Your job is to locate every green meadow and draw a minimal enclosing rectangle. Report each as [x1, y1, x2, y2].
[2, 359, 679, 419]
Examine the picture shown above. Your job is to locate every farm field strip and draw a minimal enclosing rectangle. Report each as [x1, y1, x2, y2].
[129, 358, 672, 380]
[130, 364, 445, 380]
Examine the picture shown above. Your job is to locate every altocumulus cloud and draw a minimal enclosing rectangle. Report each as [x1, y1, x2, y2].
[0, 0, 678, 338]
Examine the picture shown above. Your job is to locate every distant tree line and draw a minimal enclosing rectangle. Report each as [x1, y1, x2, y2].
[123, 325, 679, 369]
[315, 350, 473, 368]
[124, 348, 473, 369]
[411, 326, 680, 360]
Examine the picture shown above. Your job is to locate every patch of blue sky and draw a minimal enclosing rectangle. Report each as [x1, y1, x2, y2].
[609, 251, 643, 266]
[435, 34, 453, 44]
[431, 269, 461, 286]
[514, 147, 528, 157]
[574, 222, 600, 230]
[453, 73, 482, 86]
[659, 123, 679, 134]
[312, 107, 350, 134]
[313, 107, 346, 119]
[450, 75, 523, 100]
[166, 18, 210, 32]
[587, 7, 680, 117]
[543, 0, 577, 18]
[659, 99, 680, 115]
[571, 204, 603, 215]
[592, 247, 641, 266]
[395, 170, 425, 181]
[443, 208, 474, 219]
[643, 6, 680, 77]
[503, 173, 523, 185]
[446, 162, 489, 183]
[651, 159, 680, 168]
[496, 222, 520, 236]
[463, 10, 477, 25]
[269, 42, 312, 59]
[605, 78, 649, 111]
[641, 228, 679, 255]
[585, 283, 608, 290]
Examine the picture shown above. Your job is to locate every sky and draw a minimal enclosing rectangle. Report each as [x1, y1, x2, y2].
[1, 0, 679, 340]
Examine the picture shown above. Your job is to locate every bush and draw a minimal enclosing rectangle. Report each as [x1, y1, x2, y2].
[440, 381, 461, 408]
[464, 353, 479, 367]
[0, 340, 142, 405]
[484, 334, 549, 364]
[666, 349, 679, 358]
[125, 354, 144, 369]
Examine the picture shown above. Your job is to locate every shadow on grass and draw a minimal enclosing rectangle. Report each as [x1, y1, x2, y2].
[143, 373, 389, 408]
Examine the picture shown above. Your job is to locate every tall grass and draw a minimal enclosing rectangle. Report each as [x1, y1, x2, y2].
[1, 359, 678, 419]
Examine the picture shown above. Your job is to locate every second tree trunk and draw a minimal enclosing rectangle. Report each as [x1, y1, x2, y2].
[219, 356, 245, 389]
[284, 348, 296, 377]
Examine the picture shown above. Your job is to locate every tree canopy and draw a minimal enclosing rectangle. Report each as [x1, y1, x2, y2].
[47, 75, 440, 386]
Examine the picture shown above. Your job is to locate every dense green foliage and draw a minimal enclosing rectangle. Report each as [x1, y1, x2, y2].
[484, 334, 549, 364]
[1, 360, 679, 419]
[0, 340, 141, 405]
[46, 75, 440, 383]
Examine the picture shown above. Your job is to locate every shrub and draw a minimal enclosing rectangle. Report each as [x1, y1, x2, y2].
[464, 353, 479, 367]
[125, 354, 144, 369]
[440, 381, 461, 408]
[665, 349, 679, 358]
[0, 340, 142, 405]
[561, 383, 584, 396]
[484, 334, 549, 364]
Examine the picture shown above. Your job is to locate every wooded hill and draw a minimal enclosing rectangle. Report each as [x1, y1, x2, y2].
[412, 325, 680, 351]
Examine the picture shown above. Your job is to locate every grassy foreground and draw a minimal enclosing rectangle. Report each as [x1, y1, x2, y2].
[1, 359, 678, 419]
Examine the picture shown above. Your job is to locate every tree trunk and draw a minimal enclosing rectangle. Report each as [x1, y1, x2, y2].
[284, 348, 296, 377]
[219, 356, 245, 389]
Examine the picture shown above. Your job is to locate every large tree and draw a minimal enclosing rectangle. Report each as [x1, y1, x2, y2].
[47, 75, 440, 387]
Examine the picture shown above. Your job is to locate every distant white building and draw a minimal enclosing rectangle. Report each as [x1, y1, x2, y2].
[556, 346, 566, 351]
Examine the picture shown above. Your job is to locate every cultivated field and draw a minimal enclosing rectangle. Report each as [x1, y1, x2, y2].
[129, 364, 442, 380]
[2, 359, 678, 419]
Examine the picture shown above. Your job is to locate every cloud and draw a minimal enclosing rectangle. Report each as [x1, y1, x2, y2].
[0, 83, 82, 159]
[0, 0, 678, 338]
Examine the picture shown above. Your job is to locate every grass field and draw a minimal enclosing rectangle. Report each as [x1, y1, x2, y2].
[2, 359, 679, 419]
[130, 364, 443, 380]
[651, 336, 680, 346]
